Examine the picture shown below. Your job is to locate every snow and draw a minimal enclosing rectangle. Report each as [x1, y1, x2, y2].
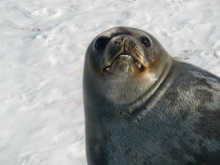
[0, 0, 219, 164]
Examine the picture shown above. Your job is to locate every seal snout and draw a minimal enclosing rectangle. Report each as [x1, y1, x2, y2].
[103, 54, 144, 72]
[101, 35, 145, 73]
[93, 29, 153, 74]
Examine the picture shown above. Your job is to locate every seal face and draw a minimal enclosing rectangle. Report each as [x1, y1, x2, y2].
[83, 26, 220, 165]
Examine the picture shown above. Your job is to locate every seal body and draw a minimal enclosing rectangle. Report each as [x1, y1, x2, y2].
[83, 26, 220, 165]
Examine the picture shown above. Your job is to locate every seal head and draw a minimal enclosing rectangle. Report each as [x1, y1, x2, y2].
[84, 26, 172, 105]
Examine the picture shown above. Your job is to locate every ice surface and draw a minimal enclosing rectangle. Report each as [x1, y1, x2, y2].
[0, 0, 220, 164]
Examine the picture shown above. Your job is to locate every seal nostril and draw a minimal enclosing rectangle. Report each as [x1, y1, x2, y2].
[121, 36, 128, 42]
[95, 37, 109, 49]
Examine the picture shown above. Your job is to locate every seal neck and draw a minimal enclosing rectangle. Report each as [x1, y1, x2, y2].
[128, 58, 174, 117]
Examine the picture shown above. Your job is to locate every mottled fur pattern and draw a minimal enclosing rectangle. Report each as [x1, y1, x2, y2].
[83, 26, 220, 165]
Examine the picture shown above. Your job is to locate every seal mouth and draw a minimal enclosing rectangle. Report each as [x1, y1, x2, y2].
[102, 54, 145, 72]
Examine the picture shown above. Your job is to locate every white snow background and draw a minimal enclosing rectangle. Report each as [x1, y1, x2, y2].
[0, 0, 220, 164]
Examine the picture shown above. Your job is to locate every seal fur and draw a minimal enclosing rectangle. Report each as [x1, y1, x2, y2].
[83, 26, 220, 165]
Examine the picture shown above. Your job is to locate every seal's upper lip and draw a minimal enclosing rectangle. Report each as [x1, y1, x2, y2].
[102, 54, 144, 72]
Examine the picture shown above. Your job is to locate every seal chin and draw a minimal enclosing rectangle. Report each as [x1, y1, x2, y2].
[102, 54, 144, 73]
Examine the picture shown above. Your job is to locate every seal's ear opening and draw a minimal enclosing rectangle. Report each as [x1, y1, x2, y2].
[95, 37, 110, 50]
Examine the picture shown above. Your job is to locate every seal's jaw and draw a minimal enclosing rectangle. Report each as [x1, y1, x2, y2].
[102, 54, 145, 74]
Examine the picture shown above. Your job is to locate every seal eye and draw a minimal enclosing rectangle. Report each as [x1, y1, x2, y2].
[140, 37, 151, 47]
[95, 37, 109, 49]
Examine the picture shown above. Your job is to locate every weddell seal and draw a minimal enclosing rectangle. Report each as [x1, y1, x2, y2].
[83, 26, 220, 165]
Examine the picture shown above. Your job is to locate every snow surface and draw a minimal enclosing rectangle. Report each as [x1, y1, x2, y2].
[0, 0, 220, 164]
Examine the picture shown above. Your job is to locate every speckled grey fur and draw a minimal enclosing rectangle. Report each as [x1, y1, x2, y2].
[83, 26, 220, 165]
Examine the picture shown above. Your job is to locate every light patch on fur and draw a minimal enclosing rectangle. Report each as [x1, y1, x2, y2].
[190, 70, 220, 109]
[105, 71, 158, 105]
[191, 70, 219, 83]
[148, 46, 157, 62]
[100, 27, 121, 38]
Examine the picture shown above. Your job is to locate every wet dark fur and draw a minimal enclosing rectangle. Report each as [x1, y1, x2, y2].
[83, 27, 220, 165]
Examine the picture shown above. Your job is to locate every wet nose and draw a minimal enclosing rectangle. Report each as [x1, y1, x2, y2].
[121, 36, 128, 42]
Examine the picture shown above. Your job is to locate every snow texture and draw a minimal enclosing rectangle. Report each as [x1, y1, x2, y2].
[0, 0, 220, 164]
